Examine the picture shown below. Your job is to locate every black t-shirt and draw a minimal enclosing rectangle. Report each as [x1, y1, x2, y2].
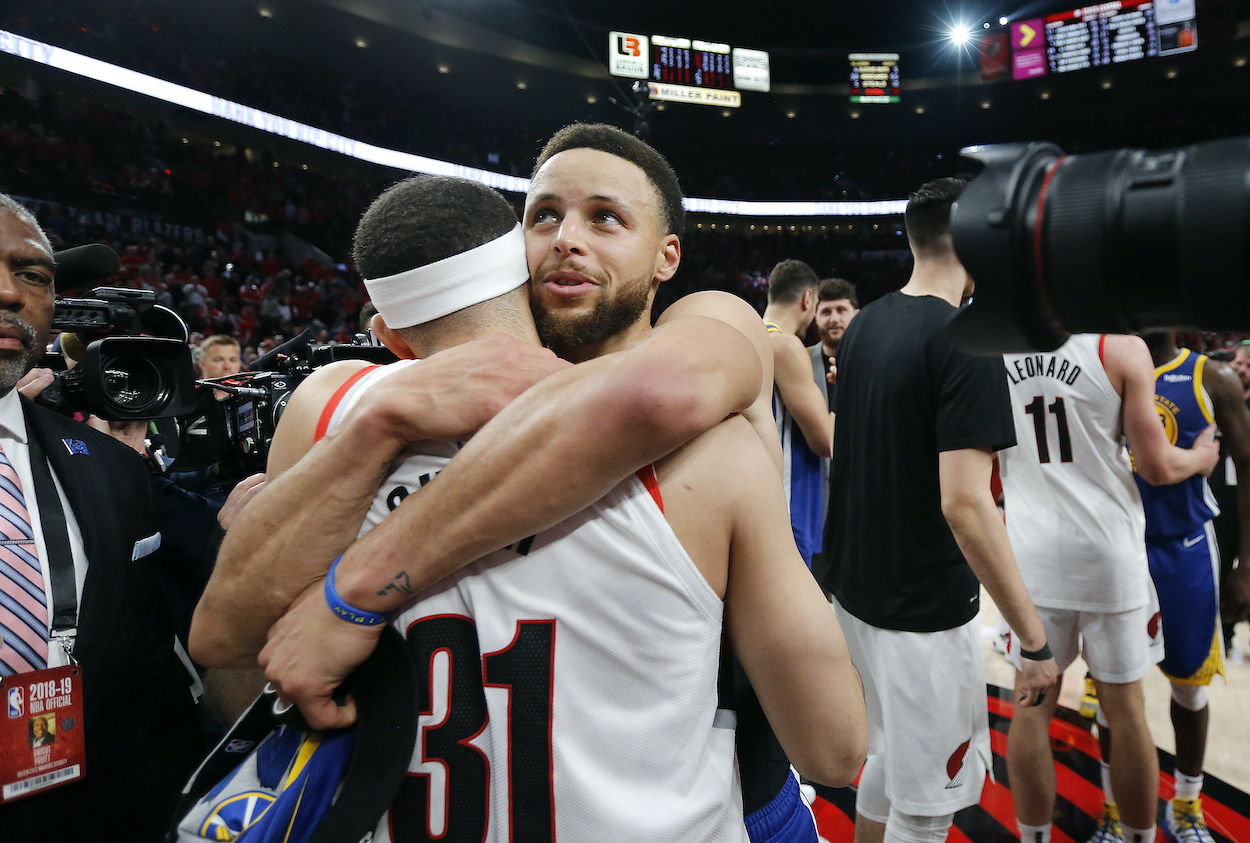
[823, 292, 1016, 631]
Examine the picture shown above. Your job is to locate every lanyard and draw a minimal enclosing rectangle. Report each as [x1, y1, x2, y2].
[25, 433, 79, 646]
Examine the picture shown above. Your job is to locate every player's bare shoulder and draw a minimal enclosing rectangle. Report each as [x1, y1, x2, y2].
[265, 359, 375, 477]
[654, 414, 776, 597]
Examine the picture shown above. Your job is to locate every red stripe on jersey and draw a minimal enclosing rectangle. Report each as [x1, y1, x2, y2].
[314, 365, 382, 442]
[636, 464, 663, 513]
[1098, 334, 1107, 369]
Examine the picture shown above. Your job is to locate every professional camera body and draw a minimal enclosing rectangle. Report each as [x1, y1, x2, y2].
[948, 135, 1249, 354]
[38, 287, 199, 420]
[175, 330, 396, 479]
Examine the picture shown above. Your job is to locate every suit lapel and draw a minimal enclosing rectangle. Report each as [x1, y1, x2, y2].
[19, 401, 121, 625]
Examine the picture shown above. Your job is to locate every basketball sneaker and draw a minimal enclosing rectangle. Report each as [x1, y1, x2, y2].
[1165, 797, 1214, 843]
[1079, 674, 1099, 720]
[1086, 803, 1123, 843]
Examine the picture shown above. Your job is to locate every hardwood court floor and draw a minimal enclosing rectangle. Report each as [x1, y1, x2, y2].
[808, 591, 1250, 842]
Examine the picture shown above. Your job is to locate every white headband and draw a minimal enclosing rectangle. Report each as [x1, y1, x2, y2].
[364, 224, 528, 329]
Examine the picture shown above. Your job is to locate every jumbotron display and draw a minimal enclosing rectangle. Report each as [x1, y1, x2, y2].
[849, 53, 901, 103]
[609, 31, 770, 108]
[1010, 0, 1197, 80]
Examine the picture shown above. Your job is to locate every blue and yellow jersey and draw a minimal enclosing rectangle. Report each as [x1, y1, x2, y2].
[1134, 348, 1220, 538]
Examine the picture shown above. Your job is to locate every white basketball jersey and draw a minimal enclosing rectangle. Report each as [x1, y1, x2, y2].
[999, 335, 1149, 612]
[323, 361, 746, 843]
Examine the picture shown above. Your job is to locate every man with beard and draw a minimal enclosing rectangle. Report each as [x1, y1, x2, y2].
[809, 277, 858, 586]
[195, 128, 864, 840]
[0, 194, 203, 841]
[813, 278, 858, 407]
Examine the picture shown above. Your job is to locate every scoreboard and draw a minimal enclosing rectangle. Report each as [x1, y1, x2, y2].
[652, 35, 732, 89]
[609, 31, 770, 108]
[1008, 0, 1196, 80]
[849, 53, 901, 103]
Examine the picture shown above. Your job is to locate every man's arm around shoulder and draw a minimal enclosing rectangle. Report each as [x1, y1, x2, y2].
[192, 336, 570, 668]
[190, 359, 382, 667]
[258, 319, 763, 727]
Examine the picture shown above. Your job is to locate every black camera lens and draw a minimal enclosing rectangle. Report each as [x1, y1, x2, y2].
[100, 353, 170, 414]
[948, 136, 1250, 354]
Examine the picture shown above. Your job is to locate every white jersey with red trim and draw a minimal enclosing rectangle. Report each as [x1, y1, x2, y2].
[322, 361, 745, 843]
[999, 334, 1150, 612]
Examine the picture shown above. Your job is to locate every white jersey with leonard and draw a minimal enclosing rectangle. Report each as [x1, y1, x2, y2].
[999, 335, 1149, 612]
[324, 361, 746, 843]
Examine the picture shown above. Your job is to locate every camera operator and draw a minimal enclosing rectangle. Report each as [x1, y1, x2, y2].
[196, 334, 243, 401]
[34, 247, 268, 731]
[0, 194, 205, 840]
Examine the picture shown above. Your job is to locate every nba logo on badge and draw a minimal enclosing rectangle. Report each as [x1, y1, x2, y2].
[7, 686, 22, 718]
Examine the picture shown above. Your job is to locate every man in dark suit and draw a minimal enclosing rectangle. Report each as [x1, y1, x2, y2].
[0, 194, 204, 841]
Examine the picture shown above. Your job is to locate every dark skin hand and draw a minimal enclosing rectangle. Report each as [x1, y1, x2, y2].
[1206, 361, 1250, 623]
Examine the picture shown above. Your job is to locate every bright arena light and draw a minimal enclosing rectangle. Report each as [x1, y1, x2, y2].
[999, 16, 1009, 25]
[950, 25, 972, 45]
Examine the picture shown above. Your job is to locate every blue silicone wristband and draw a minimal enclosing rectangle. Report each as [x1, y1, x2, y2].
[324, 555, 389, 626]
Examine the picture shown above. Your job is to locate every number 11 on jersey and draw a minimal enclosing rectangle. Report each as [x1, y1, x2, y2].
[1024, 395, 1073, 463]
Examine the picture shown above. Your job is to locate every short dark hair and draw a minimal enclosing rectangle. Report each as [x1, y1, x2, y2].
[766, 259, 820, 305]
[904, 177, 966, 254]
[353, 176, 518, 279]
[818, 278, 858, 308]
[533, 123, 685, 238]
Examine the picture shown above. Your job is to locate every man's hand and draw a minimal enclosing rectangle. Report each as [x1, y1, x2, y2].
[350, 334, 570, 446]
[1192, 424, 1220, 477]
[1016, 655, 1060, 707]
[1222, 563, 1250, 625]
[16, 368, 54, 399]
[218, 473, 266, 531]
[86, 416, 149, 454]
[257, 580, 384, 730]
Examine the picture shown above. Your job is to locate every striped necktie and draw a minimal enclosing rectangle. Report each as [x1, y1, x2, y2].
[0, 442, 48, 675]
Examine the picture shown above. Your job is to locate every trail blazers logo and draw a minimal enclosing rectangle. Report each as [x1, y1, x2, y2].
[945, 739, 971, 789]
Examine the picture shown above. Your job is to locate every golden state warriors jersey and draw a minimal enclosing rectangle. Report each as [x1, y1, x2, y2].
[322, 361, 746, 843]
[1134, 348, 1220, 538]
[1000, 335, 1150, 612]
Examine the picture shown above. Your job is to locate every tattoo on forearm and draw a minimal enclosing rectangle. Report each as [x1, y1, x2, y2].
[376, 570, 414, 598]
